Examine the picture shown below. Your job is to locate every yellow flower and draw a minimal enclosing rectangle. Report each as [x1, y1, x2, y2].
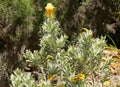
[71, 76, 79, 83]
[46, 55, 53, 61]
[103, 81, 110, 86]
[47, 75, 54, 81]
[45, 3, 54, 18]
[77, 73, 85, 80]
[101, 57, 107, 62]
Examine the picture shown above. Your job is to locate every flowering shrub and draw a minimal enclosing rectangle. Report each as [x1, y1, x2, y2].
[10, 3, 113, 87]
[10, 68, 37, 87]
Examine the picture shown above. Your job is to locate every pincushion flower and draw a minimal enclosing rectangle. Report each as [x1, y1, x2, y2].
[77, 73, 85, 80]
[71, 76, 79, 83]
[45, 3, 54, 18]
[103, 81, 110, 86]
[47, 75, 54, 81]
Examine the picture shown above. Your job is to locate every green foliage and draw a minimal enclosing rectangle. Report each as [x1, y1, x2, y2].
[9, 2, 112, 87]
[106, 34, 117, 48]
[65, 30, 106, 75]
[116, 0, 120, 8]
[10, 68, 37, 87]
[13, 17, 109, 87]
[0, 0, 34, 22]
[0, 0, 11, 23]
[40, 19, 68, 58]
[0, 0, 34, 42]
[10, 68, 54, 87]
[1, 0, 119, 87]
[24, 50, 40, 67]
[11, 0, 34, 22]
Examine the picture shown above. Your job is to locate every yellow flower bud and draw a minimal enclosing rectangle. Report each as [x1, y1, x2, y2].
[45, 3, 54, 18]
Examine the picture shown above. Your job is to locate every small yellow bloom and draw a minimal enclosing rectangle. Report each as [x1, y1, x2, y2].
[45, 3, 54, 18]
[47, 75, 54, 81]
[103, 81, 110, 86]
[102, 57, 107, 62]
[46, 55, 53, 61]
[71, 76, 79, 83]
[77, 73, 85, 80]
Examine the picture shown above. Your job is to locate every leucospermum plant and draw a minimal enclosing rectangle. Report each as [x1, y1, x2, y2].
[10, 3, 111, 87]
[10, 68, 37, 87]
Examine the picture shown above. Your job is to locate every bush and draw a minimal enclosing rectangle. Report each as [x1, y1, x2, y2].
[10, 6, 111, 86]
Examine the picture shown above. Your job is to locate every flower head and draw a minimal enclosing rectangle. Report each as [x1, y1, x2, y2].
[46, 55, 53, 61]
[102, 57, 107, 62]
[77, 73, 85, 80]
[47, 75, 54, 81]
[45, 3, 54, 18]
[103, 81, 110, 86]
[71, 76, 79, 83]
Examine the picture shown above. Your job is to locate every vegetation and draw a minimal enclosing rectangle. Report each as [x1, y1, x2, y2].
[0, 0, 120, 87]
